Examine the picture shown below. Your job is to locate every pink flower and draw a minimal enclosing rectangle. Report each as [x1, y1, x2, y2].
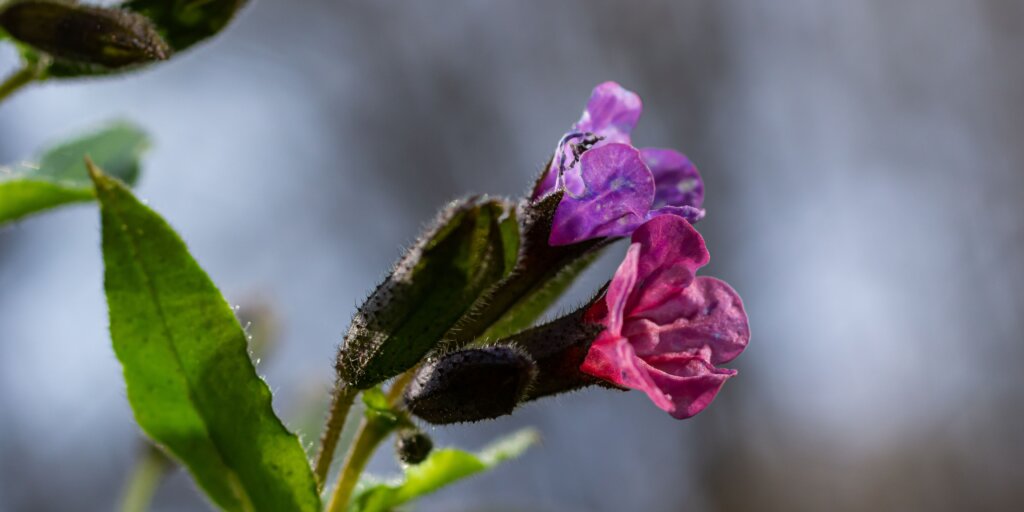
[580, 215, 749, 419]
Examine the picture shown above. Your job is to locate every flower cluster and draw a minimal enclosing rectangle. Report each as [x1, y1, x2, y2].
[538, 82, 749, 418]
[347, 82, 749, 424]
[534, 82, 705, 246]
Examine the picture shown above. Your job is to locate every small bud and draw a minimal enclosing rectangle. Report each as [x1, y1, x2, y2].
[0, 1, 170, 68]
[394, 428, 433, 465]
[337, 197, 516, 389]
[405, 345, 537, 424]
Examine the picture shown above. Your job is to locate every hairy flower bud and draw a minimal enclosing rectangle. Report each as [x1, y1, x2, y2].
[394, 428, 433, 465]
[405, 345, 537, 424]
[337, 197, 517, 389]
[0, 1, 170, 68]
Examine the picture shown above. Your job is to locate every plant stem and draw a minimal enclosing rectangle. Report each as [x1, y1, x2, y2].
[313, 384, 358, 489]
[324, 417, 391, 512]
[0, 63, 40, 105]
[324, 370, 415, 512]
[119, 443, 173, 512]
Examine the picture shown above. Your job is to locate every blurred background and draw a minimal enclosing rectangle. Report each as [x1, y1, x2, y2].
[2, 1, 1023, 510]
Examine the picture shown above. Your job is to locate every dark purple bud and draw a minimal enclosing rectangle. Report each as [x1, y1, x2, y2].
[394, 428, 433, 465]
[404, 345, 537, 424]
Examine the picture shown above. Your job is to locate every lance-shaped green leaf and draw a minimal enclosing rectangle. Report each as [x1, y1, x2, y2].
[123, 0, 248, 52]
[88, 162, 320, 512]
[337, 197, 517, 390]
[0, 122, 148, 225]
[351, 429, 539, 512]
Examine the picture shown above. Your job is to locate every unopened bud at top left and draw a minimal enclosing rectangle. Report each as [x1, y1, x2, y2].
[0, 1, 170, 69]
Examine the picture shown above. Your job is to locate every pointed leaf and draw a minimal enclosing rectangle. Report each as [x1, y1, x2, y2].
[89, 163, 320, 512]
[351, 429, 539, 512]
[0, 122, 148, 224]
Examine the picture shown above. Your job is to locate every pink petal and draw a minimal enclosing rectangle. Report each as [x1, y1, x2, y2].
[580, 331, 674, 412]
[637, 276, 750, 365]
[626, 215, 710, 316]
[641, 354, 736, 419]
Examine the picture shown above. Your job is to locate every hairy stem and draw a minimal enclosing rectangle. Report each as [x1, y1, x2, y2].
[119, 443, 173, 512]
[313, 384, 358, 489]
[325, 370, 415, 511]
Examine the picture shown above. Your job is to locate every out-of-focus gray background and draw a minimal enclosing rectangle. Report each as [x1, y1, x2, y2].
[2, 1, 1023, 510]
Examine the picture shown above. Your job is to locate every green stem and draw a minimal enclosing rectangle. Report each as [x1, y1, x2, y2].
[0, 62, 40, 104]
[324, 417, 392, 512]
[119, 443, 174, 512]
[313, 384, 358, 490]
[324, 370, 415, 512]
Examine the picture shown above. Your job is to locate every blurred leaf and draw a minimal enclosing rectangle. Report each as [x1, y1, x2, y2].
[338, 197, 517, 389]
[123, 0, 248, 51]
[0, 122, 148, 225]
[89, 163, 320, 512]
[351, 429, 539, 512]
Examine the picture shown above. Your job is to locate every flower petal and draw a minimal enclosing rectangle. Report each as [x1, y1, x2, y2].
[533, 82, 642, 199]
[625, 215, 709, 315]
[641, 148, 704, 209]
[580, 331, 675, 412]
[634, 276, 750, 365]
[548, 143, 654, 246]
[641, 354, 736, 419]
[646, 205, 706, 224]
[576, 81, 642, 142]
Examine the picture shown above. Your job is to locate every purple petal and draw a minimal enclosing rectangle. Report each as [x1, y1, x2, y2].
[575, 81, 642, 142]
[548, 143, 654, 246]
[640, 148, 704, 209]
[533, 82, 643, 199]
[646, 205, 706, 224]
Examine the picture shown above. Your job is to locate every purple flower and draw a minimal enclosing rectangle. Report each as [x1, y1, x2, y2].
[580, 215, 749, 419]
[533, 81, 706, 246]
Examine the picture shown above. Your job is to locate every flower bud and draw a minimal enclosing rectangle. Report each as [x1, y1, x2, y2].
[337, 197, 516, 390]
[394, 428, 433, 465]
[0, 1, 170, 68]
[404, 345, 537, 424]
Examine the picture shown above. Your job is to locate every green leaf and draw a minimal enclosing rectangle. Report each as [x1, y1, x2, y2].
[0, 122, 148, 224]
[88, 163, 320, 512]
[338, 197, 517, 389]
[351, 429, 539, 512]
[123, 0, 248, 52]
[361, 387, 400, 428]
